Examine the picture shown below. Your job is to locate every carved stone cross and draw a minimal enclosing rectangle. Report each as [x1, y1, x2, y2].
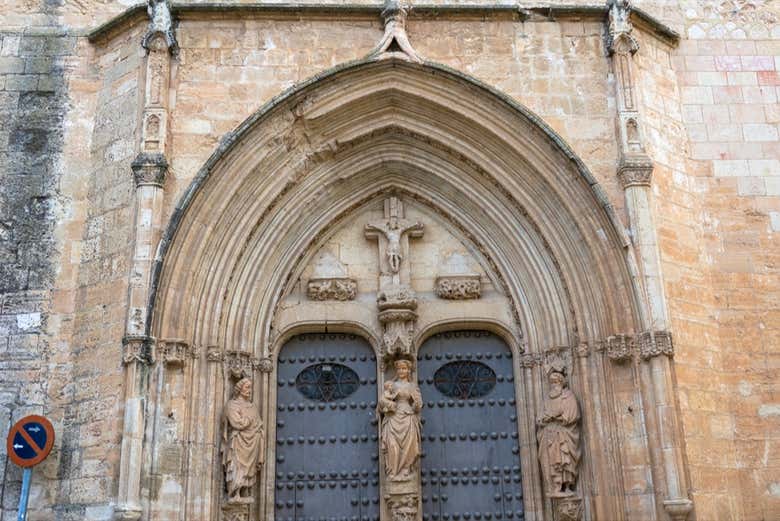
[365, 197, 424, 287]
[365, 197, 424, 360]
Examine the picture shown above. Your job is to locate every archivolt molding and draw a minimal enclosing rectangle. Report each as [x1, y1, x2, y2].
[150, 59, 641, 369]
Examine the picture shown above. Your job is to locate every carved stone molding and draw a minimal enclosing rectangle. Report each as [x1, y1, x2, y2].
[141, 0, 178, 54]
[639, 330, 674, 360]
[435, 275, 481, 300]
[617, 154, 654, 188]
[307, 277, 357, 301]
[122, 335, 155, 366]
[131, 152, 168, 188]
[574, 343, 590, 358]
[159, 338, 190, 367]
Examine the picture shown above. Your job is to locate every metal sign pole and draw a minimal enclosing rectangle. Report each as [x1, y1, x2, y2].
[17, 467, 32, 521]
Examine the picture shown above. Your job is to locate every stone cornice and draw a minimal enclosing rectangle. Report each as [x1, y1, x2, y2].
[87, 2, 679, 46]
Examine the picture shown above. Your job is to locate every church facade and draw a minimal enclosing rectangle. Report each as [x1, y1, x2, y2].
[0, 0, 778, 520]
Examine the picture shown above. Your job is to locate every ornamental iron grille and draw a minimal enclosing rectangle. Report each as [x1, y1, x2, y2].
[295, 363, 360, 402]
[417, 331, 524, 521]
[433, 361, 496, 399]
[275, 334, 380, 521]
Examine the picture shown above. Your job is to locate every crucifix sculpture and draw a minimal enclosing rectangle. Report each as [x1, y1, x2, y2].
[365, 196, 424, 285]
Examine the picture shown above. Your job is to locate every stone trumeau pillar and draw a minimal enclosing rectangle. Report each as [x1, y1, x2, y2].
[115, 2, 177, 520]
[606, 2, 693, 521]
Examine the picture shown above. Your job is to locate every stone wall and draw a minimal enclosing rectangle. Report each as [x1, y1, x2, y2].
[669, 2, 779, 518]
[0, 26, 77, 521]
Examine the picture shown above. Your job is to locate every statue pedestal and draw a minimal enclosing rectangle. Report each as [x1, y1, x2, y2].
[552, 496, 583, 521]
[385, 478, 419, 521]
[221, 502, 250, 521]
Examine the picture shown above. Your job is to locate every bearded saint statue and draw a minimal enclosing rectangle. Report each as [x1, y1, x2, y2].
[378, 359, 423, 481]
[537, 370, 581, 497]
[222, 377, 265, 503]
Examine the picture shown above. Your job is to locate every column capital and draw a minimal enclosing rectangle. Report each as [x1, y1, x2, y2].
[122, 335, 156, 366]
[131, 152, 168, 188]
[617, 154, 654, 188]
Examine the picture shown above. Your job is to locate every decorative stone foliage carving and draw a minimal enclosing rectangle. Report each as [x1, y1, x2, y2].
[131, 153, 168, 187]
[307, 277, 357, 301]
[605, 334, 635, 362]
[639, 330, 674, 360]
[435, 275, 481, 300]
[617, 156, 654, 188]
[537, 366, 581, 499]
[222, 378, 264, 504]
[141, 0, 177, 53]
[207, 345, 224, 363]
[225, 350, 254, 379]
[223, 351, 273, 377]
[159, 338, 189, 367]
[369, 0, 422, 63]
[122, 335, 155, 365]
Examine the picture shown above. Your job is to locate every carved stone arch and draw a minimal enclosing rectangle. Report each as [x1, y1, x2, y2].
[146, 58, 650, 521]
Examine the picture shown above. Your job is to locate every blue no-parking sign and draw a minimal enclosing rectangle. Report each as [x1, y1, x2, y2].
[6, 415, 55, 521]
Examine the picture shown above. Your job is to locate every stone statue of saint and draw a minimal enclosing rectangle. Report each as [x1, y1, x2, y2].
[378, 359, 423, 481]
[222, 377, 265, 503]
[537, 370, 581, 497]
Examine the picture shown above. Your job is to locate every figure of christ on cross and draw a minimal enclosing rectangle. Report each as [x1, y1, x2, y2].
[365, 217, 424, 274]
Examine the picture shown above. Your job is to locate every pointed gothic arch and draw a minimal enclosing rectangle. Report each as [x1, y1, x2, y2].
[146, 58, 653, 521]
